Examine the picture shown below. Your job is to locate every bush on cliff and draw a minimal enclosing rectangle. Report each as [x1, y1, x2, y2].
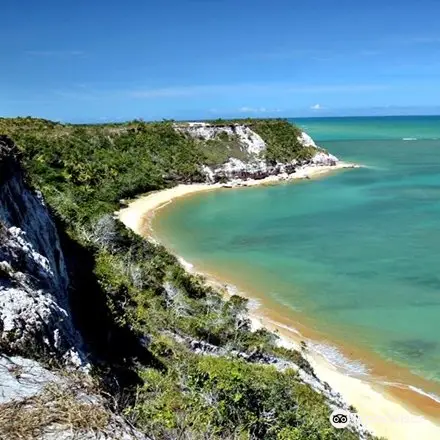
[250, 119, 316, 164]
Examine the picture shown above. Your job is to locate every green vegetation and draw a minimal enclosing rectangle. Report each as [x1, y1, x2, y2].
[0, 119, 204, 226]
[201, 132, 252, 166]
[130, 356, 345, 439]
[0, 117, 374, 439]
[250, 120, 316, 164]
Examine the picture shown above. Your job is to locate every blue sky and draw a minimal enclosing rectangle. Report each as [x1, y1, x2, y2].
[2, 0, 440, 122]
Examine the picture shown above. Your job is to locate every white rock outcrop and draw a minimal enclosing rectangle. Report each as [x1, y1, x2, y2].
[311, 151, 338, 166]
[0, 136, 85, 366]
[299, 131, 318, 148]
[178, 122, 267, 155]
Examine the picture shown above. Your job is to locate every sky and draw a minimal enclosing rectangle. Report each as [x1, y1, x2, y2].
[2, 0, 440, 122]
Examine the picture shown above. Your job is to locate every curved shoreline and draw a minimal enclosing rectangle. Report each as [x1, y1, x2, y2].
[118, 162, 357, 237]
[117, 164, 440, 440]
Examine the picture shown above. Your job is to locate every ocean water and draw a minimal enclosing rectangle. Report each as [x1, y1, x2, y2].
[154, 116, 440, 385]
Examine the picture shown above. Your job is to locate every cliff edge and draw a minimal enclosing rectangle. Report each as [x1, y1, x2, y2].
[0, 135, 147, 440]
[0, 135, 83, 365]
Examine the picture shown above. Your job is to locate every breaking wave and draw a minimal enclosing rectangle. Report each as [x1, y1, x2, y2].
[310, 342, 370, 376]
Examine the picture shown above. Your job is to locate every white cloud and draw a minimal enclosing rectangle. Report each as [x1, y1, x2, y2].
[239, 106, 266, 113]
[311, 104, 322, 110]
[130, 83, 389, 99]
[26, 50, 84, 57]
[238, 107, 282, 114]
[53, 83, 389, 103]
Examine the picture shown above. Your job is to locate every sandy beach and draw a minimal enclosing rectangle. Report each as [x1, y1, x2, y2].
[117, 163, 440, 440]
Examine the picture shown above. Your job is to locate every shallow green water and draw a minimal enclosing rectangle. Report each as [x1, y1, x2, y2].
[155, 116, 440, 385]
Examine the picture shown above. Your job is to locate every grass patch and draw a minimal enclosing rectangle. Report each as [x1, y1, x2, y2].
[0, 381, 110, 440]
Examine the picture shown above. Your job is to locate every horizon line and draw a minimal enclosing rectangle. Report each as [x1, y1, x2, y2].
[3, 113, 440, 125]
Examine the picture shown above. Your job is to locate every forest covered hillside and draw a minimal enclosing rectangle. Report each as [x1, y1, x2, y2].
[0, 117, 330, 228]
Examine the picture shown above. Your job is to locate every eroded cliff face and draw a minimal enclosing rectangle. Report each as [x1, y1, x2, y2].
[0, 135, 84, 365]
[0, 136, 147, 439]
[176, 122, 339, 183]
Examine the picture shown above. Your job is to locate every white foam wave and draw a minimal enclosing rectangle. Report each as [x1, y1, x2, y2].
[177, 256, 195, 272]
[408, 386, 440, 404]
[247, 297, 262, 311]
[381, 380, 405, 387]
[381, 381, 440, 405]
[310, 342, 370, 376]
[362, 164, 389, 171]
[402, 137, 418, 141]
[264, 319, 302, 336]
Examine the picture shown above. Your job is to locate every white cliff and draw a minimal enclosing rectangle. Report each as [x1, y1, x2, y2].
[0, 136, 84, 365]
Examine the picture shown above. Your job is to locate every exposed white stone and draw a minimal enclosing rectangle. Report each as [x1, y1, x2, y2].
[200, 165, 215, 183]
[178, 122, 266, 156]
[0, 173, 69, 296]
[0, 138, 85, 366]
[299, 131, 318, 148]
[0, 356, 60, 404]
[311, 151, 339, 166]
[0, 355, 147, 440]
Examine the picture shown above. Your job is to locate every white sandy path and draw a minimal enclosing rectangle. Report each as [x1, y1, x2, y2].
[117, 164, 440, 440]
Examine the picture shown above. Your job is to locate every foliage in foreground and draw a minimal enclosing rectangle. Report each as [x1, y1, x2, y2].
[129, 355, 355, 440]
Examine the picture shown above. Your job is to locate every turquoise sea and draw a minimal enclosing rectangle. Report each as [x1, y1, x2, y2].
[154, 116, 440, 390]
